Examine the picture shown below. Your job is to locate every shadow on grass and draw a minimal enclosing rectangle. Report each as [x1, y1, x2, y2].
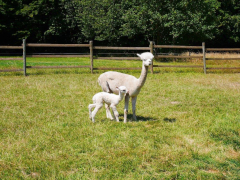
[163, 117, 177, 123]
[119, 114, 177, 122]
[210, 129, 240, 150]
[117, 114, 158, 122]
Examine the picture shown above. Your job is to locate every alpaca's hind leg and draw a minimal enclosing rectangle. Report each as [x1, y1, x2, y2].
[132, 96, 137, 121]
[105, 104, 114, 120]
[88, 104, 96, 120]
[91, 103, 103, 123]
[124, 95, 130, 123]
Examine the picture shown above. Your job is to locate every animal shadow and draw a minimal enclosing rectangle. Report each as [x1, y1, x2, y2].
[163, 118, 177, 123]
[119, 114, 158, 122]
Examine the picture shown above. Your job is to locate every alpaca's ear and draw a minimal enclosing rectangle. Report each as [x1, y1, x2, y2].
[116, 87, 119, 90]
[137, 54, 141, 58]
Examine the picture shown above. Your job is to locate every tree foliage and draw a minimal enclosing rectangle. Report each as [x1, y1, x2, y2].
[0, 0, 239, 46]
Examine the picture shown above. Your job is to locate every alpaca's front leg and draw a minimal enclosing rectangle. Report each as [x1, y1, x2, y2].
[124, 95, 130, 123]
[132, 96, 137, 121]
[105, 104, 114, 120]
[110, 105, 119, 122]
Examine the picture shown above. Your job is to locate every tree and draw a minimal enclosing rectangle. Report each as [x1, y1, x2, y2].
[214, 0, 240, 46]
[0, 0, 239, 47]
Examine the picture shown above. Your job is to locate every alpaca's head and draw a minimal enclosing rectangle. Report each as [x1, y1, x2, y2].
[116, 86, 129, 95]
[137, 52, 154, 66]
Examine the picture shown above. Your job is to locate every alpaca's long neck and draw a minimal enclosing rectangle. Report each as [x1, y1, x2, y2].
[138, 63, 148, 88]
[118, 92, 125, 101]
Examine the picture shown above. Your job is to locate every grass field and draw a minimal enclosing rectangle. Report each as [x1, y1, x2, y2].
[0, 57, 240, 179]
[0, 51, 240, 74]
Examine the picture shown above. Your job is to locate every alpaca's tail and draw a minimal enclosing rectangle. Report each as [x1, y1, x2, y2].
[98, 75, 107, 90]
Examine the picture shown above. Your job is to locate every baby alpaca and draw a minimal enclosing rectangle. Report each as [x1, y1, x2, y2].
[88, 86, 128, 123]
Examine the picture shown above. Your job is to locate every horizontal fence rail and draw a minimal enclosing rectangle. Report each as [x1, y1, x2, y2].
[207, 67, 240, 69]
[0, 58, 22, 60]
[0, 46, 22, 49]
[206, 48, 240, 51]
[93, 46, 151, 50]
[154, 45, 202, 49]
[153, 65, 203, 68]
[26, 55, 89, 58]
[95, 57, 140, 60]
[206, 58, 240, 60]
[0, 40, 239, 75]
[155, 55, 203, 59]
[26, 65, 90, 69]
[93, 67, 142, 70]
[26, 43, 90, 47]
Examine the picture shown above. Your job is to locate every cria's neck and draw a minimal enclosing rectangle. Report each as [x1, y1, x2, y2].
[119, 93, 125, 101]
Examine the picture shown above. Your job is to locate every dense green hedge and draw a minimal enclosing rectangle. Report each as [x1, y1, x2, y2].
[0, 0, 239, 47]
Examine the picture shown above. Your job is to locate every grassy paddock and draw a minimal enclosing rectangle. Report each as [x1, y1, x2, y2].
[0, 52, 240, 74]
[0, 57, 240, 179]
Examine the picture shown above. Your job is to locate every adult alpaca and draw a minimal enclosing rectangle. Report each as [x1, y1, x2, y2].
[98, 52, 154, 123]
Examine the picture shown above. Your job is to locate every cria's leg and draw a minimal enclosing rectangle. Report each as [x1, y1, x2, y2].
[88, 104, 96, 119]
[105, 104, 114, 120]
[124, 95, 130, 123]
[132, 96, 137, 121]
[91, 103, 103, 123]
[111, 105, 119, 122]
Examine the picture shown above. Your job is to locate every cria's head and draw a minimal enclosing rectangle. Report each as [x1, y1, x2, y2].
[116, 86, 128, 94]
[137, 52, 154, 66]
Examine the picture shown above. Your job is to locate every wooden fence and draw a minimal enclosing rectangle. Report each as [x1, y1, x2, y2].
[25, 40, 91, 75]
[205, 48, 240, 72]
[0, 40, 239, 76]
[92, 42, 153, 73]
[153, 43, 205, 72]
[0, 45, 23, 73]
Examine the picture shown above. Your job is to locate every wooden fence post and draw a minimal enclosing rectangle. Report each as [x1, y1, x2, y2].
[23, 39, 27, 76]
[202, 42, 206, 74]
[89, 41, 93, 73]
[150, 41, 154, 74]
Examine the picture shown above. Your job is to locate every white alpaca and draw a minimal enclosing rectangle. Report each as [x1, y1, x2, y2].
[88, 86, 128, 123]
[98, 52, 154, 123]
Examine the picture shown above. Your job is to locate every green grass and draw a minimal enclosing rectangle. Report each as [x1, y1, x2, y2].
[0, 58, 240, 179]
[0, 55, 239, 74]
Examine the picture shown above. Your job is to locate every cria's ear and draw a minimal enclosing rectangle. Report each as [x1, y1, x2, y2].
[137, 53, 141, 58]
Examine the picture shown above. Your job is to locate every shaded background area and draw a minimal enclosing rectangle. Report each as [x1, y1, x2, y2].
[0, 0, 240, 48]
